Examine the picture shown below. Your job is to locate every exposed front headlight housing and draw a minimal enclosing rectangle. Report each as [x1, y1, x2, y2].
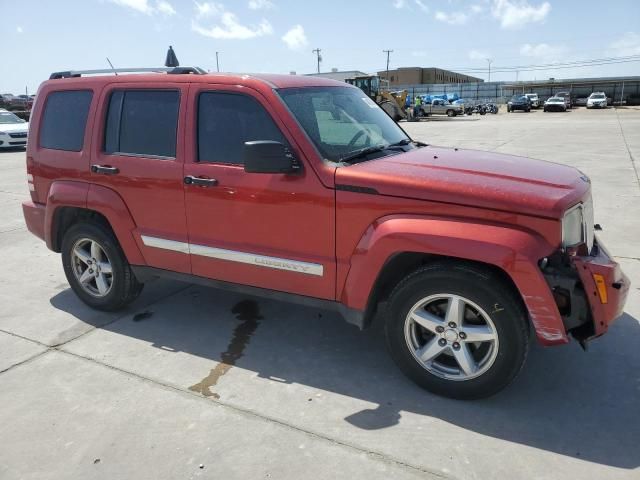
[562, 197, 594, 252]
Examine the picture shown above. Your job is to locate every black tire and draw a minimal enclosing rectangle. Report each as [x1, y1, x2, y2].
[61, 222, 143, 311]
[384, 262, 529, 399]
[446, 109, 455, 117]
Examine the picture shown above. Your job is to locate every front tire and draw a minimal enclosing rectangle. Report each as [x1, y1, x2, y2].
[62, 222, 143, 311]
[385, 262, 529, 399]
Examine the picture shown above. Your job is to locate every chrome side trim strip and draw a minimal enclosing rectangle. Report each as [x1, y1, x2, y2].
[141, 235, 190, 254]
[140, 235, 323, 277]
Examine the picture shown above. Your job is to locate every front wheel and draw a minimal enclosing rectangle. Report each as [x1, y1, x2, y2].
[446, 109, 455, 117]
[385, 263, 529, 399]
[62, 222, 143, 311]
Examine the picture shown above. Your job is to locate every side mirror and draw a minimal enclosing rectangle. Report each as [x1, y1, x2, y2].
[243, 141, 301, 174]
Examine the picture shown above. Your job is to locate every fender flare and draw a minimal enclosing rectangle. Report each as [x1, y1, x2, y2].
[45, 181, 145, 265]
[340, 215, 568, 345]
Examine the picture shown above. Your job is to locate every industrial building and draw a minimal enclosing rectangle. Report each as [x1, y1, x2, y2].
[378, 67, 484, 86]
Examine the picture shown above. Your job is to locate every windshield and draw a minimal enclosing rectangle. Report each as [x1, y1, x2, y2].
[278, 86, 410, 162]
[0, 111, 25, 124]
[549, 98, 563, 103]
[591, 93, 605, 99]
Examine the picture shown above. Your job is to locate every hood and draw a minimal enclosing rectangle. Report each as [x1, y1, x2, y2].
[0, 122, 29, 133]
[335, 146, 590, 218]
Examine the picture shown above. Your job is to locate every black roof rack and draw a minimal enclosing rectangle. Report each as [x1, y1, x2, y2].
[49, 66, 206, 80]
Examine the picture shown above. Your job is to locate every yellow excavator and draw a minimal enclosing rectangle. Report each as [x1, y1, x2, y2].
[345, 75, 408, 121]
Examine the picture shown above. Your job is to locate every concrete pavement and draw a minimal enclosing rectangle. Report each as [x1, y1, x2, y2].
[1, 107, 638, 479]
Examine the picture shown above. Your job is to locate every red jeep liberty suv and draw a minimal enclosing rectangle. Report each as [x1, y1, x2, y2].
[22, 67, 629, 399]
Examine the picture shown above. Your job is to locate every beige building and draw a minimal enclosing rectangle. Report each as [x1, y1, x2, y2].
[378, 67, 483, 86]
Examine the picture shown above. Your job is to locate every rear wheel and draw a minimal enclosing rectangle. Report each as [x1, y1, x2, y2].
[62, 222, 143, 311]
[385, 263, 529, 399]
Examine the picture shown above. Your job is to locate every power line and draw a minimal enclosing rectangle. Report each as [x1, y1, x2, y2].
[444, 55, 640, 74]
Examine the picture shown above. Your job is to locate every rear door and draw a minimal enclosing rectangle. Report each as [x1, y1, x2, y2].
[182, 84, 335, 300]
[90, 83, 190, 273]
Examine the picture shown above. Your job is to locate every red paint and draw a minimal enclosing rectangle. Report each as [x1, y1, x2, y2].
[22, 72, 628, 348]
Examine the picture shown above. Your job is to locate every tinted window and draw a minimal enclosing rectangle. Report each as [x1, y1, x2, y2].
[198, 92, 285, 164]
[40, 90, 93, 151]
[104, 90, 179, 158]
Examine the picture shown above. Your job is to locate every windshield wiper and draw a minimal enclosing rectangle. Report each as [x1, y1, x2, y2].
[340, 144, 389, 163]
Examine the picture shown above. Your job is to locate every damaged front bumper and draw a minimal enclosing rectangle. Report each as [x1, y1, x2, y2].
[542, 237, 630, 343]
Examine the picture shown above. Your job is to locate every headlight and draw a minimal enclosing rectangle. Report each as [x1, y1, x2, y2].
[562, 197, 594, 252]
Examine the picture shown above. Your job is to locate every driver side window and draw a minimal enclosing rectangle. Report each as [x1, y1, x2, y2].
[198, 92, 286, 165]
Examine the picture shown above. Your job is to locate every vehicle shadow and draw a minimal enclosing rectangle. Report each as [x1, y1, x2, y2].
[51, 280, 640, 469]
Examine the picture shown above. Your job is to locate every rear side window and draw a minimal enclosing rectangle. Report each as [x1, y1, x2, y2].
[198, 92, 285, 164]
[40, 90, 93, 151]
[104, 90, 179, 158]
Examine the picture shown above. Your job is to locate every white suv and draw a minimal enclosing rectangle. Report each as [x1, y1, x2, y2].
[524, 93, 540, 108]
[587, 92, 607, 109]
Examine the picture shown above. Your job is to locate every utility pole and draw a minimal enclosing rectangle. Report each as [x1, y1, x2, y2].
[312, 48, 322, 73]
[215, 52, 220, 72]
[486, 58, 493, 83]
[383, 49, 393, 84]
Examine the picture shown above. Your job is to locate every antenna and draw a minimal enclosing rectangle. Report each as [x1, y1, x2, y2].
[106, 57, 118, 76]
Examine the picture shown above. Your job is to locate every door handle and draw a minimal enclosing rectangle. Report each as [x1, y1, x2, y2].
[91, 164, 119, 175]
[184, 175, 218, 187]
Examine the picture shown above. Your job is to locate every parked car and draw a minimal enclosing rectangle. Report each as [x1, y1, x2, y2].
[507, 95, 531, 112]
[524, 93, 540, 108]
[416, 98, 464, 117]
[543, 97, 568, 112]
[586, 92, 608, 109]
[555, 91, 572, 109]
[22, 67, 629, 400]
[0, 108, 28, 148]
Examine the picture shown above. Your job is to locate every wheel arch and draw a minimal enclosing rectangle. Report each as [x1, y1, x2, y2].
[340, 215, 568, 345]
[45, 181, 145, 265]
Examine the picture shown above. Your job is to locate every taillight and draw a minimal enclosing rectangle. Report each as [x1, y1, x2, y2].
[26, 155, 39, 203]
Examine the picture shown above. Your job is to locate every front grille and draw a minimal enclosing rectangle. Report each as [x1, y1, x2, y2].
[9, 141, 27, 145]
[9, 132, 27, 139]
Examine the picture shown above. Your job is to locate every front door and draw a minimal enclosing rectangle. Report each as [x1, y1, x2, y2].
[182, 84, 335, 300]
[91, 83, 190, 273]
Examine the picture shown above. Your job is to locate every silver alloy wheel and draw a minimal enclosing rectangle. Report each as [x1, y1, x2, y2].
[70, 238, 114, 297]
[404, 294, 499, 381]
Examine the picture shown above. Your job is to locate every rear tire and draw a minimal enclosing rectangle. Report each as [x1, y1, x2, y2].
[61, 222, 143, 311]
[384, 262, 529, 399]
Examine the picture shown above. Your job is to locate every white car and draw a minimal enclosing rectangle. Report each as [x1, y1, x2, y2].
[524, 93, 540, 108]
[587, 92, 607, 109]
[0, 109, 28, 148]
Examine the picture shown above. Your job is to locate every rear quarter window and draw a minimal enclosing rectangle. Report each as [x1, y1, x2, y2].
[39, 90, 93, 151]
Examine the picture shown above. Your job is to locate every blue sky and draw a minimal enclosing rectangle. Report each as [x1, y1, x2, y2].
[2, 0, 640, 94]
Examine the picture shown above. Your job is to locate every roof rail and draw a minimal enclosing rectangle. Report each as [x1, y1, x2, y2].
[49, 66, 207, 79]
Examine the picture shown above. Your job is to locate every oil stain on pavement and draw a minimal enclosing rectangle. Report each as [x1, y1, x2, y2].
[189, 299, 263, 399]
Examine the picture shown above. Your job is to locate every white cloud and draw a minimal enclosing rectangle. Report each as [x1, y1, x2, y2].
[16, 26, 23, 33]
[609, 32, 640, 56]
[491, 0, 550, 29]
[468, 49, 490, 61]
[194, 2, 222, 18]
[108, 0, 176, 15]
[281, 24, 308, 51]
[248, 0, 274, 9]
[470, 4, 484, 13]
[156, 0, 176, 15]
[411, 50, 427, 57]
[392, 0, 406, 8]
[414, 0, 429, 13]
[435, 10, 469, 25]
[520, 42, 566, 58]
[192, 5, 273, 40]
